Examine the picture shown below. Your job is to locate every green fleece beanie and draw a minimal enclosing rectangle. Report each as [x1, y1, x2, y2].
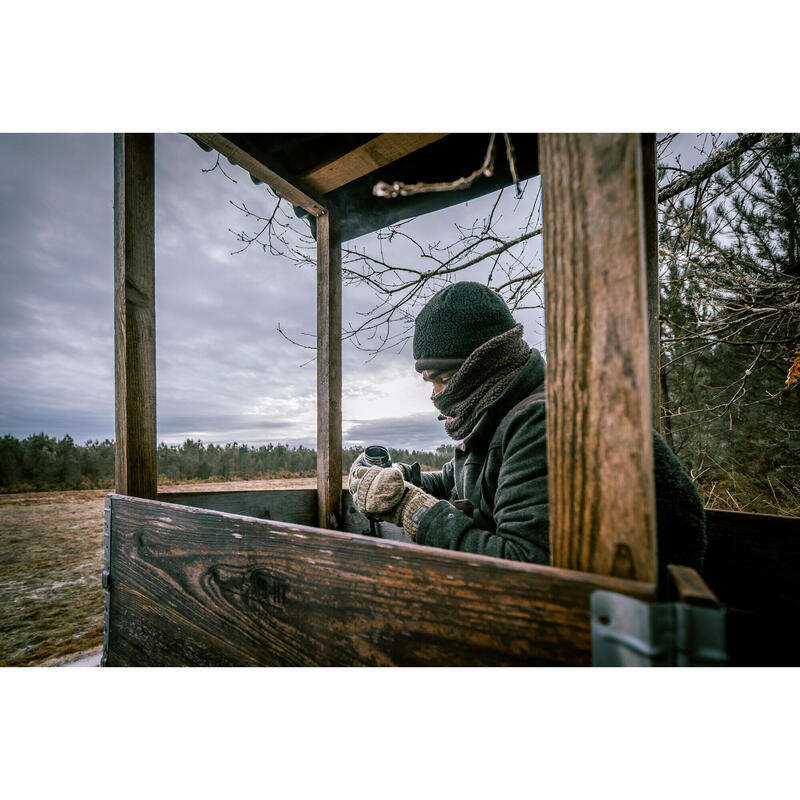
[413, 282, 517, 369]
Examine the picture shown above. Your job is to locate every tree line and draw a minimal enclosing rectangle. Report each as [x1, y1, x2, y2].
[0, 433, 453, 493]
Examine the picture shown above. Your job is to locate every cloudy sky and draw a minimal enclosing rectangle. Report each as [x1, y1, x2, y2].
[0, 133, 548, 452]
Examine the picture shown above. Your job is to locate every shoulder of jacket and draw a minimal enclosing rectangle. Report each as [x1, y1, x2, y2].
[507, 384, 546, 419]
[486, 385, 546, 451]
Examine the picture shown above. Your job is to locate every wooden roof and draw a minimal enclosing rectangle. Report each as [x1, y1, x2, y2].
[189, 133, 540, 241]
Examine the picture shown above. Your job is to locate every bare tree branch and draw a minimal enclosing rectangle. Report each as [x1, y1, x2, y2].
[658, 133, 783, 203]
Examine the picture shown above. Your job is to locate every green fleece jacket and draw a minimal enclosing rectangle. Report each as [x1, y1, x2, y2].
[402, 350, 707, 579]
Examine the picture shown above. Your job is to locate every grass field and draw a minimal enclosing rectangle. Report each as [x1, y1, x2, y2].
[0, 478, 316, 667]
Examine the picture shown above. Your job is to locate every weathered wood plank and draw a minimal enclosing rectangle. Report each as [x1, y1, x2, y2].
[704, 509, 800, 613]
[641, 133, 661, 433]
[316, 211, 342, 530]
[114, 134, 157, 500]
[158, 489, 318, 525]
[157, 488, 407, 540]
[105, 495, 655, 666]
[703, 509, 800, 666]
[666, 564, 720, 608]
[541, 133, 656, 583]
[188, 133, 327, 216]
[302, 133, 449, 194]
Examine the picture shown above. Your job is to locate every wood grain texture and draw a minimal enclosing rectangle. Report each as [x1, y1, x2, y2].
[114, 134, 157, 500]
[105, 494, 655, 666]
[641, 133, 661, 432]
[541, 133, 656, 582]
[302, 133, 449, 194]
[316, 211, 343, 530]
[188, 133, 327, 217]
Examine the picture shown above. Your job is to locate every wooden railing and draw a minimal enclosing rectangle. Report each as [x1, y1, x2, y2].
[104, 493, 655, 667]
[103, 492, 800, 666]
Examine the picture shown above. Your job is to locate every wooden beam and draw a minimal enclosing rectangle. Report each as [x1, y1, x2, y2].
[541, 133, 657, 583]
[114, 134, 157, 499]
[641, 133, 661, 432]
[302, 133, 449, 194]
[188, 133, 327, 217]
[316, 210, 342, 529]
[105, 494, 655, 666]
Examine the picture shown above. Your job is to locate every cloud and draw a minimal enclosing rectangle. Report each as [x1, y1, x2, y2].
[0, 133, 321, 444]
[343, 412, 450, 452]
[0, 401, 114, 446]
[0, 132, 546, 449]
[157, 403, 317, 446]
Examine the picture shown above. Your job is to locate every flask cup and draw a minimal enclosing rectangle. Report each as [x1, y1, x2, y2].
[360, 445, 392, 536]
[361, 445, 392, 469]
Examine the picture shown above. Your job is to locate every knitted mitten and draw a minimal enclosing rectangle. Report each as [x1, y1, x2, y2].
[349, 464, 406, 515]
[392, 483, 437, 540]
[348, 462, 436, 540]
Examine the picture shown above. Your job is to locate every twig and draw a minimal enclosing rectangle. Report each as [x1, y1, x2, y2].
[202, 153, 238, 184]
[725, 489, 742, 511]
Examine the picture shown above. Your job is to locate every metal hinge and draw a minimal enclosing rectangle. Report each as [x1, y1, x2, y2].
[591, 590, 727, 667]
[102, 496, 112, 667]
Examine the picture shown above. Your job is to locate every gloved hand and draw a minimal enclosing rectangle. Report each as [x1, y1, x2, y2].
[348, 457, 437, 540]
[349, 462, 406, 516]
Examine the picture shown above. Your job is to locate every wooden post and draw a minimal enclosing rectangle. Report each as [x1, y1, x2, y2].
[541, 133, 657, 583]
[641, 133, 661, 433]
[114, 134, 157, 499]
[316, 209, 342, 529]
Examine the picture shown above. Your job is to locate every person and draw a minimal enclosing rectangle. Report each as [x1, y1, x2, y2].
[348, 281, 706, 579]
